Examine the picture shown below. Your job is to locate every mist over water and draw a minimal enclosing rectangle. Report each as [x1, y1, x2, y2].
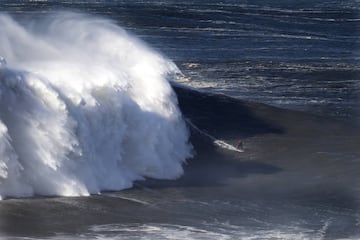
[0, 12, 192, 199]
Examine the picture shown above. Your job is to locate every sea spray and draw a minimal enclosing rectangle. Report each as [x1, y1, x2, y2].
[0, 12, 192, 199]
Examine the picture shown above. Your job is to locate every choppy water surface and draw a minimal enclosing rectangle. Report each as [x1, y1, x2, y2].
[0, 1, 359, 239]
[4, 0, 358, 120]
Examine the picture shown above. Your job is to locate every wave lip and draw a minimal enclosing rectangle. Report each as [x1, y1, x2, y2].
[0, 12, 192, 199]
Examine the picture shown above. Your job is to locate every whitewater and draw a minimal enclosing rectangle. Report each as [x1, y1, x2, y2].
[0, 12, 192, 199]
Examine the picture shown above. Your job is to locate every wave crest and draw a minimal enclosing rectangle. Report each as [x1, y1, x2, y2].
[0, 12, 192, 199]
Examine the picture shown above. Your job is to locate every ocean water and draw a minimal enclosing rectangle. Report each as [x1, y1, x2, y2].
[2, 0, 360, 121]
[0, 1, 359, 239]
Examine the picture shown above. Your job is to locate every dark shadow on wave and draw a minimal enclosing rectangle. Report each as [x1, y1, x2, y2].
[137, 131, 282, 189]
[137, 85, 283, 189]
[172, 84, 284, 139]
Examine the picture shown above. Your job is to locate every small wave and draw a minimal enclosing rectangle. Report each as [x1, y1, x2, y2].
[0, 12, 192, 199]
[6, 222, 343, 240]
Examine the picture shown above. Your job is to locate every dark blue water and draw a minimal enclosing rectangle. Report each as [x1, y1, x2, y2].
[3, 0, 359, 61]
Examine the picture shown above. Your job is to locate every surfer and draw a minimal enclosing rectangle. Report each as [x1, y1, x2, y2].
[236, 140, 244, 151]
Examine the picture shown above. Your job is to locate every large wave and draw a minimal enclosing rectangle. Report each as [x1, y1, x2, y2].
[0, 12, 192, 199]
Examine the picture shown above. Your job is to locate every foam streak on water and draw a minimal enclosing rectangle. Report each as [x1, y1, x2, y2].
[0, 12, 192, 199]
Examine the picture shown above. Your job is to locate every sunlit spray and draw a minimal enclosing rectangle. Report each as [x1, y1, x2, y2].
[0, 12, 192, 199]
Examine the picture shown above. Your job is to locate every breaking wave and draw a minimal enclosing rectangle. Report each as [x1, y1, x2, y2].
[0, 12, 192, 199]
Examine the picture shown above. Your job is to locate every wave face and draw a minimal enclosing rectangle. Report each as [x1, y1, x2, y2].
[0, 12, 192, 199]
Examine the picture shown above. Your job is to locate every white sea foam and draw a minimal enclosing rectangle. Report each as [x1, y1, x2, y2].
[4, 223, 339, 240]
[0, 12, 192, 199]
